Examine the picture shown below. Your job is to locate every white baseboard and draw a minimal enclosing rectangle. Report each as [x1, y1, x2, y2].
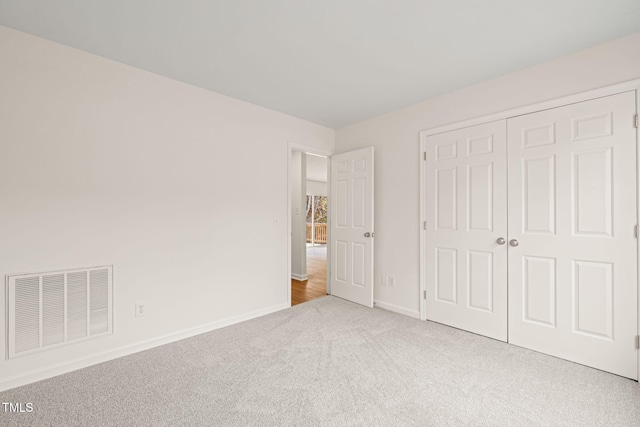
[0, 302, 289, 392]
[291, 273, 308, 281]
[374, 299, 420, 319]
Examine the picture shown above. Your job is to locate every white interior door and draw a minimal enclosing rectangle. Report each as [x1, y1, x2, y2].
[425, 121, 508, 341]
[330, 147, 374, 307]
[507, 91, 638, 379]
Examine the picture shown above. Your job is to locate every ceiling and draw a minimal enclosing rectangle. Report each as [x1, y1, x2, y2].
[1, 1, 639, 128]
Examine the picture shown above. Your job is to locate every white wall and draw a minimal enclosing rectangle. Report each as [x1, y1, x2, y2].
[291, 152, 307, 280]
[306, 180, 327, 197]
[335, 31, 640, 318]
[306, 154, 327, 196]
[0, 26, 334, 390]
[305, 153, 328, 182]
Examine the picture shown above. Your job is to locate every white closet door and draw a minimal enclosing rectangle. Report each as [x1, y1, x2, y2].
[507, 91, 638, 379]
[425, 121, 508, 341]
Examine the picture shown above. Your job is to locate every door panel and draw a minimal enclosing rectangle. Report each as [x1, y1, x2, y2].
[522, 255, 556, 327]
[330, 147, 374, 307]
[467, 250, 493, 312]
[436, 167, 457, 230]
[522, 155, 556, 234]
[468, 163, 493, 231]
[507, 91, 637, 379]
[573, 147, 612, 236]
[426, 121, 508, 341]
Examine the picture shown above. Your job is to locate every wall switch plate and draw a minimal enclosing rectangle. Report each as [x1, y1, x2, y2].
[388, 277, 395, 287]
[135, 302, 146, 317]
[381, 274, 388, 286]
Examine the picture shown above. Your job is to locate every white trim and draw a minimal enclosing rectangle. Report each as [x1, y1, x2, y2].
[0, 302, 289, 392]
[420, 79, 640, 138]
[291, 273, 308, 281]
[374, 299, 420, 319]
[287, 142, 333, 304]
[636, 87, 640, 380]
[419, 138, 428, 321]
[326, 156, 332, 295]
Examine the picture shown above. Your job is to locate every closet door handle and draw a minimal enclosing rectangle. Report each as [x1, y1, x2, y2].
[496, 237, 506, 245]
[509, 239, 519, 247]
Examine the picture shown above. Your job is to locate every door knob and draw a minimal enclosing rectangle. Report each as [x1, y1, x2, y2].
[496, 237, 506, 245]
[364, 232, 371, 238]
[509, 239, 519, 247]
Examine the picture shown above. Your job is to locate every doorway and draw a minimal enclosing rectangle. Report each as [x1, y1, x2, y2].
[290, 149, 329, 306]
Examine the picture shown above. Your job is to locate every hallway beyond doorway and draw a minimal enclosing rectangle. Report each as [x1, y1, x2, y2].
[291, 245, 327, 305]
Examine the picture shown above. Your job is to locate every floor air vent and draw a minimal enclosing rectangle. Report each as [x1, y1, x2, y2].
[7, 266, 113, 359]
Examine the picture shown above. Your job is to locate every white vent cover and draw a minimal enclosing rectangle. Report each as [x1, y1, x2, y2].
[7, 266, 113, 359]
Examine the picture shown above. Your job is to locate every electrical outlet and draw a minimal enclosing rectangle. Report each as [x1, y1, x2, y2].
[135, 302, 146, 317]
[381, 274, 388, 286]
[388, 277, 395, 288]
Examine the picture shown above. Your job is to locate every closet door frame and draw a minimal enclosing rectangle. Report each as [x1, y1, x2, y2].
[420, 79, 640, 375]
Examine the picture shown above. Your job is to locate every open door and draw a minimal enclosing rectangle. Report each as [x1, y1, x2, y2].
[330, 147, 374, 307]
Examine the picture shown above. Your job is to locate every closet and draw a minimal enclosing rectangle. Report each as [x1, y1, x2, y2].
[422, 90, 638, 379]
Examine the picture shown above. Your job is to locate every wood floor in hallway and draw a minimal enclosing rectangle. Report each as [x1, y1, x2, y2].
[291, 245, 327, 306]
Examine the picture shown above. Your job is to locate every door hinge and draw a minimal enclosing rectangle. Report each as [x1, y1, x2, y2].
[423, 152, 427, 161]
[423, 221, 427, 230]
[635, 114, 639, 128]
[635, 335, 639, 350]
[423, 290, 427, 299]
[635, 225, 638, 238]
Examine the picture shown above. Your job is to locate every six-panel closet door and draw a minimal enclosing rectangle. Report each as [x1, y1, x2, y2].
[507, 91, 638, 379]
[425, 90, 638, 379]
[425, 121, 508, 342]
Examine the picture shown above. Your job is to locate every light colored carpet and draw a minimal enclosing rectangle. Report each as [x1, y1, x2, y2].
[1, 296, 639, 426]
